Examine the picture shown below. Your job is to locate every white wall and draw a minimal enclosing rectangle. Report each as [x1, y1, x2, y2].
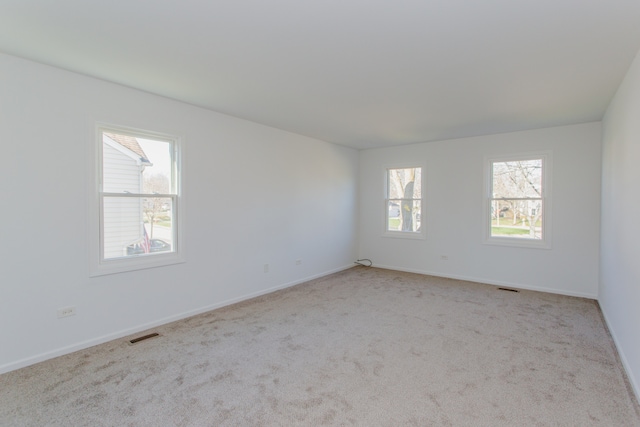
[359, 123, 602, 297]
[601, 49, 640, 399]
[0, 53, 358, 373]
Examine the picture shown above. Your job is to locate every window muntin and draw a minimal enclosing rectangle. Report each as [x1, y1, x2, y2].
[91, 125, 184, 276]
[386, 167, 422, 234]
[487, 155, 549, 246]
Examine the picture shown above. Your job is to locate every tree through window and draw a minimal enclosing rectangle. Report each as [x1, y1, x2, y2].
[386, 167, 422, 233]
[490, 158, 544, 240]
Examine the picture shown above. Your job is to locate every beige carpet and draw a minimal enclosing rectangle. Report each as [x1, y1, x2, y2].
[1, 267, 639, 426]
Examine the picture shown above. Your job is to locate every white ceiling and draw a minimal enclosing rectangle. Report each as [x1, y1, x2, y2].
[2, 1, 640, 150]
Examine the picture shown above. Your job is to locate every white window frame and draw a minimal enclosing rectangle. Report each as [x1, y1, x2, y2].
[383, 165, 426, 239]
[483, 152, 551, 249]
[89, 123, 186, 276]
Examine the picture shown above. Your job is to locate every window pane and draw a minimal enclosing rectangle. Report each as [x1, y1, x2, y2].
[388, 168, 421, 199]
[103, 196, 174, 259]
[139, 138, 173, 194]
[143, 196, 174, 244]
[490, 199, 543, 239]
[102, 132, 173, 194]
[103, 196, 143, 259]
[101, 131, 175, 260]
[388, 200, 421, 232]
[492, 159, 542, 199]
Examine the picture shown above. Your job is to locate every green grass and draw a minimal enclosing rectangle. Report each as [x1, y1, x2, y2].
[491, 226, 530, 236]
[144, 216, 172, 228]
[492, 218, 542, 227]
[388, 218, 400, 230]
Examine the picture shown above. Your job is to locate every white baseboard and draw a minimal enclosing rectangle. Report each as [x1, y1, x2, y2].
[0, 264, 355, 375]
[371, 264, 598, 299]
[598, 305, 640, 406]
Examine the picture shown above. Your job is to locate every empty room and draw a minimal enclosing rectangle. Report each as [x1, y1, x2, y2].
[1, 1, 640, 425]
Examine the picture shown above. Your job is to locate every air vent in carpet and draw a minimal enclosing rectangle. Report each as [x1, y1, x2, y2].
[498, 287, 520, 293]
[128, 333, 160, 345]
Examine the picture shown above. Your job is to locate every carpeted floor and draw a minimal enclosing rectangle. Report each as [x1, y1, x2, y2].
[1, 267, 639, 426]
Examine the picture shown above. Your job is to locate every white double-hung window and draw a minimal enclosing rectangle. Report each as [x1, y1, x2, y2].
[91, 124, 185, 276]
[485, 153, 551, 248]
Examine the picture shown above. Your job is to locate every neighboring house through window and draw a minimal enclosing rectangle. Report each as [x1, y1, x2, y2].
[102, 132, 154, 259]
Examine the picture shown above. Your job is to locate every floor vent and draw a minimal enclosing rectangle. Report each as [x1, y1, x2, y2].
[498, 287, 520, 293]
[128, 333, 160, 345]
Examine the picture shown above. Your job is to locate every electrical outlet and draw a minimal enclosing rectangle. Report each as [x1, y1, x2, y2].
[295, 259, 302, 265]
[57, 306, 76, 318]
[264, 263, 269, 273]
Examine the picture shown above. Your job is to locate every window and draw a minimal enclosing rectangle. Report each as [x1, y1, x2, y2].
[485, 153, 550, 248]
[385, 167, 423, 237]
[91, 124, 185, 276]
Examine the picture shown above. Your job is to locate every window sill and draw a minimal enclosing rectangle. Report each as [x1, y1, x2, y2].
[90, 252, 186, 277]
[483, 236, 550, 249]
[383, 231, 426, 240]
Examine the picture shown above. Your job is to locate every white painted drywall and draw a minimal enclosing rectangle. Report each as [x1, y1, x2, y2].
[359, 123, 602, 298]
[600, 49, 640, 400]
[0, 53, 358, 373]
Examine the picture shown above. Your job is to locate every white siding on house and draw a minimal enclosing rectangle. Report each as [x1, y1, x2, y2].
[102, 139, 145, 258]
[103, 197, 143, 258]
[102, 141, 142, 193]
